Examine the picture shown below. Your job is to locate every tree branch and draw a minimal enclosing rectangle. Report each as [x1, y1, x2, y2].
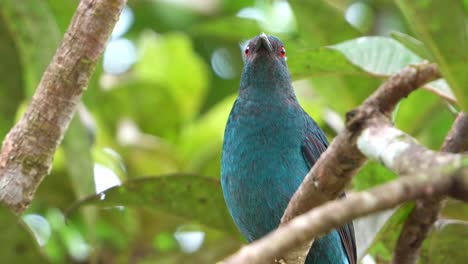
[0, 0, 126, 214]
[278, 63, 440, 263]
[393, 112, 468, 264]
[281, 63, 440, 223]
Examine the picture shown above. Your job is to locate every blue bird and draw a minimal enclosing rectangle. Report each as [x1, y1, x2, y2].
[221, 33, 356, 264]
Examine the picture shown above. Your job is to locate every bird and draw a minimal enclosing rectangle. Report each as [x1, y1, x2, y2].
[221, 33, 356, 264]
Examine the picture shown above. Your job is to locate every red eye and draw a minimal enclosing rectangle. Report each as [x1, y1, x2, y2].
[280, 46, 286, 58]
[245, 46, 250, 56]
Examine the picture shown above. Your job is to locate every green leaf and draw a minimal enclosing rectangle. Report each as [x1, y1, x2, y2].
[61, 113, 98, 248]
[69, 175, 239, 235]
[62, 114, 95, 199]
[45, 0, 78, 33]
[390, 31, 432, 60]
[289, 47, 366, 79]
[1, 0, 61, 96]
[441, 199, 468, 222]
[353, 161, 397, 191]
[288, 37, 455, 110]
[420, 221, 468, 263]
[289, 0, 359, 49]
[290, 36, 426, 79]
[396, 0, 468, 111]
[395, 88, 454, 149]
[330, 36, 422, 75]
[328, 36, 456, 105]
[309, 75, 381, 114]
[367, 203, 414, 262]
[291, 37, 423, 115]
[152, 232, 178, 252]
[179, 95, 236, 174]
[424, 79, 457, 104]
[135, 32, 209, 124]
[0, 205, 49, 263]
[191, 17, 262, 41]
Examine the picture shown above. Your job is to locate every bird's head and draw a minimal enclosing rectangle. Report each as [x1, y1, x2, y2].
[243, 33, 287, 65]
[240, 33, 292, 97]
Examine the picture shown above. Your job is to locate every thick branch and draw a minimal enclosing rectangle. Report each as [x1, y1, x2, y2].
[0, 0, 126, 214]
[441, 112, 468, 153]
[281, 63, 440, 224]
[393, 112, 468, 264]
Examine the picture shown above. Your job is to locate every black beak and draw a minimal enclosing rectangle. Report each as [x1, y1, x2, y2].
[255, 32, 273, 52]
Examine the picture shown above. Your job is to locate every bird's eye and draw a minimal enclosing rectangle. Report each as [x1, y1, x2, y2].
[245, 46, 250, 56]
[279, 46, 286, 58]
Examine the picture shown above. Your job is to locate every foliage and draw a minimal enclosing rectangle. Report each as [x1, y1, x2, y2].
[0, 0, 467, 263]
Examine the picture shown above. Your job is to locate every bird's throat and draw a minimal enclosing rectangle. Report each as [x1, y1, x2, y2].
[239, 61, 294, 101]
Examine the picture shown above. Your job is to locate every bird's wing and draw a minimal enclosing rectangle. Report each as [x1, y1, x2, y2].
[302, 119, 357, 264]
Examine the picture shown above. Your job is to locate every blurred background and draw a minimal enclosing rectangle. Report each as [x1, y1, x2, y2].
[1, 0, 467, 263]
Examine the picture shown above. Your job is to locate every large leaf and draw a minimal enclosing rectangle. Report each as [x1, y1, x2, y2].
[289, 47, 366, 79]
[289, 0, 359, 49]
[1, 0, 61, 96]
[395, 88, 454, 149]
[309, 74, 381, 114]
[329, 36, 456, 104]
[290, 36, 422, 78]
[352, 161, 397, 191]
[0, 205, 49, 263]
[330, 36, 421, 75]
[178, 94, 235, 175]
[191, 17, 262, 41]
[289, 37, 456, 107]
[291, 37, 423, 114]
[135, 32, 209, 124]
[390, 31, 431, 60]
[69, 175, 239, 235]
[396, 0, 468, 111]
[420, 221, 468, 263]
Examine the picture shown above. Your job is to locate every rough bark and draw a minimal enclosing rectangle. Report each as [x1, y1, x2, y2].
[0, 0, 126, 214]
[392, 112, 468, 264]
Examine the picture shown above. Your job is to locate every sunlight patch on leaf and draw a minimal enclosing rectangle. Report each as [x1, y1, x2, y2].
[396, 0, 468, 111]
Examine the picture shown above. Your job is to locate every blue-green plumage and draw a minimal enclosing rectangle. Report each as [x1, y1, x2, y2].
[221, 33, 356, 264]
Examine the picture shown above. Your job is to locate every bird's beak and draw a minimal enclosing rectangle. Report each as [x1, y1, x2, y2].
[255, 32, 273, 52]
